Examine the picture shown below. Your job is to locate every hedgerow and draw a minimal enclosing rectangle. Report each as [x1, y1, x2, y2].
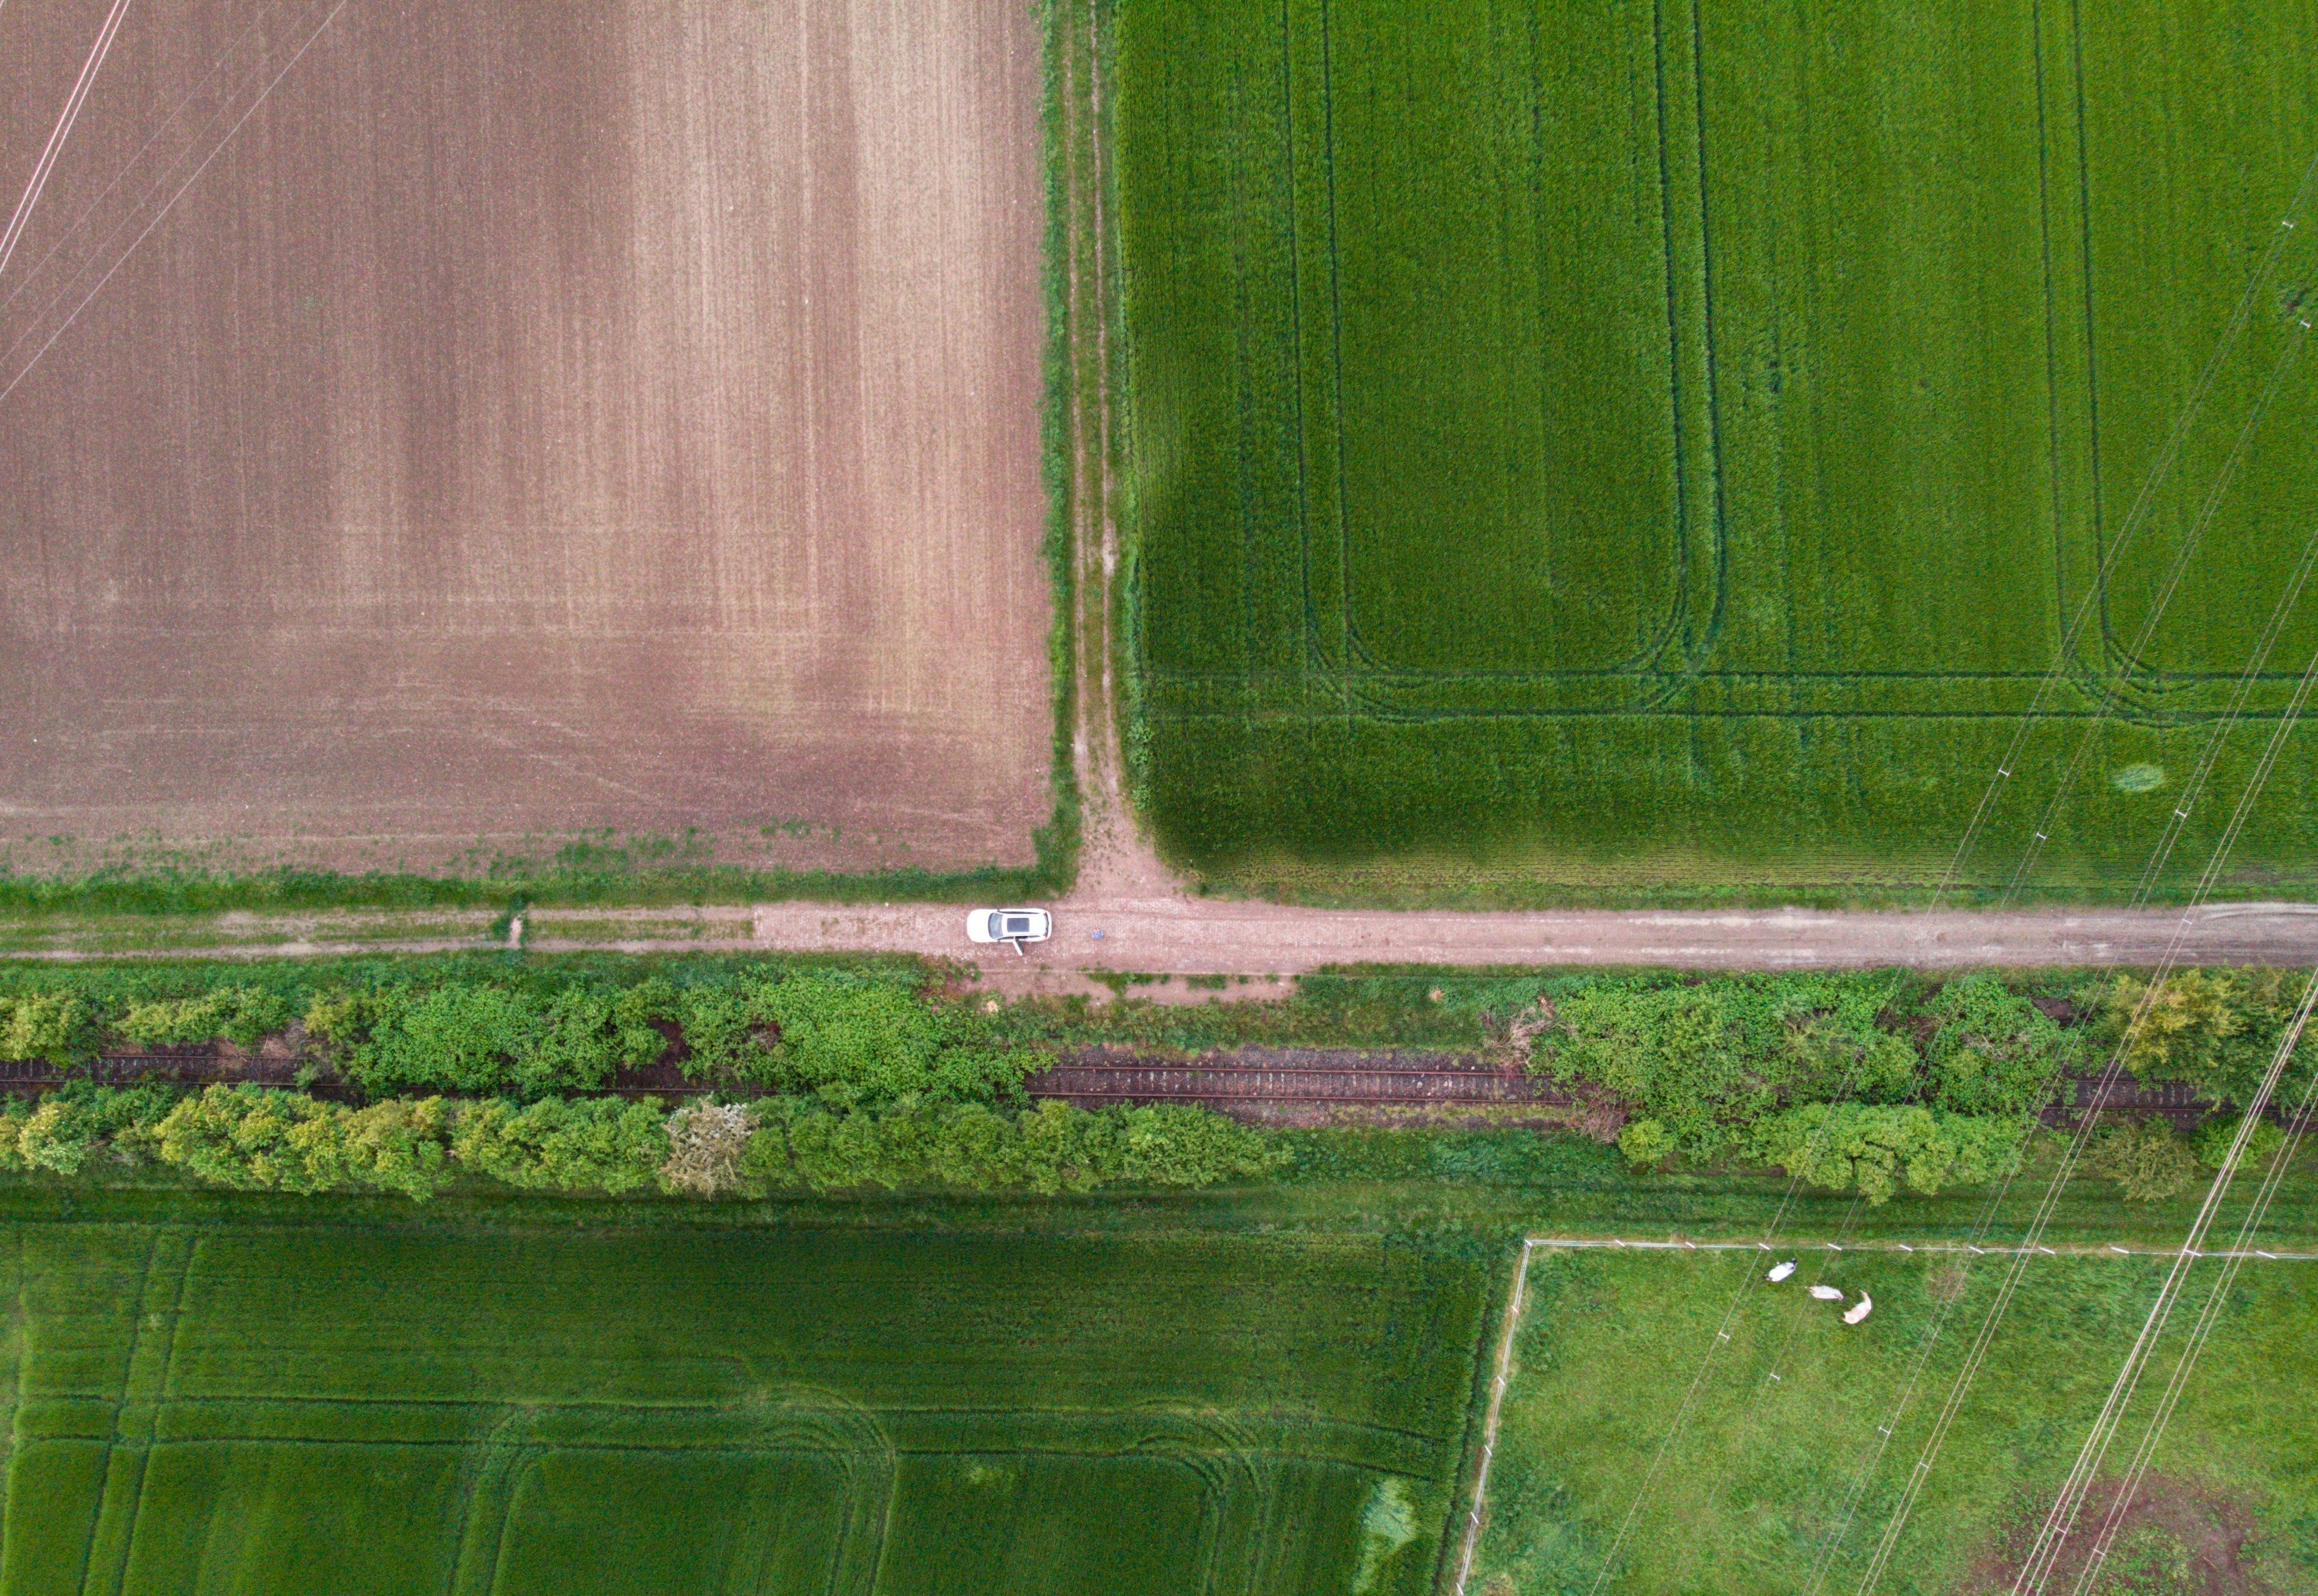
[0, 1084, 1287, 1202]
[0, 956, 1039, 1105]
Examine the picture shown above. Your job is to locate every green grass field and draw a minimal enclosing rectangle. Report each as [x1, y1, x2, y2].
[1471, 1246, 2318, 1594]
[0, 1206, 1492, 1595]
[1115, 0, 2318, 903]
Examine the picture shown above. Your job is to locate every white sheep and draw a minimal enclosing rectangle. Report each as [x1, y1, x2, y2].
[1843, 1293, 1874, 1325]
[1808, 1284, 1845, 1301]
[1767, 1261, 1797, 1282]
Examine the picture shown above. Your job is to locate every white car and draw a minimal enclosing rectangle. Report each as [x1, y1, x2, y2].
[967, 907, 1052, 953]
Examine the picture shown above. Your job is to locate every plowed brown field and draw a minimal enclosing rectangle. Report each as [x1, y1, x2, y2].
[0, 0, 1050, 877]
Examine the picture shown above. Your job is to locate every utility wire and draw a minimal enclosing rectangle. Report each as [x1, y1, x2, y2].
[1578, 186, 2318, 1592]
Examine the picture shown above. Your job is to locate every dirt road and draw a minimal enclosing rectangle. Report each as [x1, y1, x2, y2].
[744, 897, 2318, 994]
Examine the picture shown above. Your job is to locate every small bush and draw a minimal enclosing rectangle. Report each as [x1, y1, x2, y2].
[0, 994, 95, 1063]
[450, 1097, 670, 1194]
[1748, 1104, 2025, 1204]
[1616, 1117, 1675, 1170]
[2094, 1117, 2199, 1203]
[118, 988, 290, 1050]
[2192, 1114, 2287, 1177]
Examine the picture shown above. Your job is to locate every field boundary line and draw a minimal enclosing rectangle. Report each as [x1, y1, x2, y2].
[1520, 1237, 2318, 1262]
[1450, 1237, 1536, 1596]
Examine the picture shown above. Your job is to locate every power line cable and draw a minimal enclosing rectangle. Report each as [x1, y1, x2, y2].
[1849, 598, 2318, 1594]
[1577, 188, 2318, 1592]
[1796, 507, 2318, 1595]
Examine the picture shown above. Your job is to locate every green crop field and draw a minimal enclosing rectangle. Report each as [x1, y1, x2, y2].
[1113, 0, 2318, 903]
[0, 1204, 1492, 1595]
[1470, 1246, 2318, 1593]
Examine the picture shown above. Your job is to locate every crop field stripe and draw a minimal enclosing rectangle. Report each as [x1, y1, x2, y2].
[0, 0, 133, 282]
[0, 0, 354, 410]
[1450, 1237, 1535, 1596]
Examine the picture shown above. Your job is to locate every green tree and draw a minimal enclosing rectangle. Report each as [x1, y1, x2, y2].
[2192, 1114, 2287, 1177]
[1748, 1104, 2026, 1205]
[1119, 1103, 1287, 1186]
[118, 988, 290, 1050]
[0, 994, 96, 1063]
[450, 1097, 669, 1193]
[1925, 976, 2075, 1117]
[1542, 985, 1764, 1157]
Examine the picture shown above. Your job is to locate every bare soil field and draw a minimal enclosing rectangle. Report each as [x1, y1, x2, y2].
[0, 0, 1052, 878]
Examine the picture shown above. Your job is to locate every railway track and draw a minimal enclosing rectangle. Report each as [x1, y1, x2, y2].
[0, 1048, 2237, 1126]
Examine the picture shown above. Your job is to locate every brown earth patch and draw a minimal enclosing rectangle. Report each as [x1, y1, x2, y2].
[1965, 1476, 2272, 1595]
[0, 0, 1050, 877]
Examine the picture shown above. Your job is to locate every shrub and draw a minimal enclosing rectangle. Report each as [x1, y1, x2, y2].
[2103, 969, 2315, 1105]
[1925, 976, 2075, 1117]
[118, 988, 290, 1050]
[339, 1098, 452, 1199]
[2192, 1114, 2288, 1177]
[349, 985, 545, 1094]
[667, 982, 772, 1079]
[450, 1097, 669, 1194]
[1540, 986, 1763, 1158]
[155, 1085, 344, 1193]
[1780, 1014, 1921, 1104]
[2094, 1117, 2199, 1203]
[1747, 1104, 2025, 1204]
[0, 994, 95, 1063]
[18, 1098, 105, 1176]
[1616, 1117, 1675, 1170]
[757, 975, 1025, 1103]
[1118, 1103, 1286, 1186]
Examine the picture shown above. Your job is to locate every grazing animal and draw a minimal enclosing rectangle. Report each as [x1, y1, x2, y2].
[1844, 1293, 1875, 1325]
[1767, 1261, 1797, 1282]
[1808, 1284, 1845, 1301]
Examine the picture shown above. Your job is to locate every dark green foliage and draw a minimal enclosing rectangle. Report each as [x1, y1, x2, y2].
[2195, 1113, 2287, 1175]
[742, 1097, 1287, 1197]
[0, 1085, 1285, 1203]
[1541, 987, 1761, 1158]
[1532, 974, 1936, 1160]
[1925, 976, 2079, 1116]
[1745, 1103, 2027, 1204]
[0, 955, 1040, 1106]
[753, 975, 1029, 1103]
